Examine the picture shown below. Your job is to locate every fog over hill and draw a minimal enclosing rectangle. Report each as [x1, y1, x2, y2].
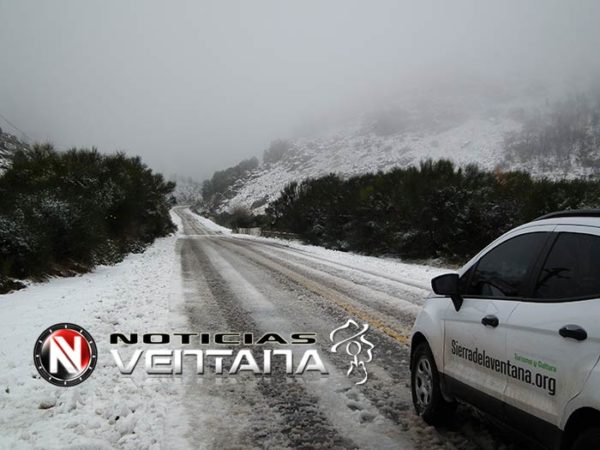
[1, 1, 599, 180]
[202, 84, 600, 213]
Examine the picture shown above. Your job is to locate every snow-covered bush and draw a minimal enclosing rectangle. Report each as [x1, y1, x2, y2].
[266, 159, 600, 262]
[0, 144, 175, 287]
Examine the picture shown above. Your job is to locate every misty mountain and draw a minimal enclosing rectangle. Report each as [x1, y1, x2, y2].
[170, 175, 204, 205]
[503, 93, 600, 176]
[204, 90, 600, 214]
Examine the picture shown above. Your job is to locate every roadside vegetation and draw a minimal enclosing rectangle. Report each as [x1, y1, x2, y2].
[0, 144, 175, 293]
[208, 206, 268, 231]
[265, 159, 600, 262]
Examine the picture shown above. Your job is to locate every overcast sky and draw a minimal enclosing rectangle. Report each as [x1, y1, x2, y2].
[1, 0, 599, 179]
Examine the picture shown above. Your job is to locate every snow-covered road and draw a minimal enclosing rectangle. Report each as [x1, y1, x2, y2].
[172, 208, 516, 450]
[0, 208, 517, 449]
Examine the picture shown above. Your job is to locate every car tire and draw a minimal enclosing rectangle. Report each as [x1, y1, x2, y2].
[571, 427, 600, 450]
[411, 341, 455, 425]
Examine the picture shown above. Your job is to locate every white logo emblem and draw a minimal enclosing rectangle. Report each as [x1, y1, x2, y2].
[330, 320, 374, 385]
[50, 335, 83, 374]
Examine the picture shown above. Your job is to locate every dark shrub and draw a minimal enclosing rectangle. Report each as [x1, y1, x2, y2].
[266, 159, 600, 262]
[0, 144, 175, 283]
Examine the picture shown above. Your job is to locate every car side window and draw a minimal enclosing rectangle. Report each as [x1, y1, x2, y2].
[466, 232, 548, 298]
[534, 232, 600, 300]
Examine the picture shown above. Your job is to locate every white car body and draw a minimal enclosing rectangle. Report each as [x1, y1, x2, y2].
[411, 213, 600, 449]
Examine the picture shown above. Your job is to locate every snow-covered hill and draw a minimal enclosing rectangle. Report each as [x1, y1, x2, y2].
[209, 88, 600, 214]
[213, 94, 538, 213]
[227, 117, 517, 213]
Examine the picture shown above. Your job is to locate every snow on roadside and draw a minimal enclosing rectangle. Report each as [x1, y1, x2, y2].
[186, 210, 447, 293]
[263, 238, 446, 291]
[190, 212, 231, 234]
[0, 212, 190, 450]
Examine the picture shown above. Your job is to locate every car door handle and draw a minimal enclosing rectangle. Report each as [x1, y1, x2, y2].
[559, 325, 587, 341]
[481, 315, 499, 328]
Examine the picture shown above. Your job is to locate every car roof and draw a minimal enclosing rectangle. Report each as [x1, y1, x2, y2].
[520, 210, 600, 230]
[526, 217, 600, 228]
[534, 209, 600, 221]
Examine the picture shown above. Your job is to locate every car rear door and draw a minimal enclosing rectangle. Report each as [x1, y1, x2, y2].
[443, 228, 553, 417]
[505, 226, 600, 430]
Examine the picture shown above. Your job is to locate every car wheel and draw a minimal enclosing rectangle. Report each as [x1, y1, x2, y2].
[571, 427, 600, 450]
[411, 341, 455, 425]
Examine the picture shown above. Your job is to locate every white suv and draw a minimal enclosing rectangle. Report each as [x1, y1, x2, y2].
[410, 210, 600, 450]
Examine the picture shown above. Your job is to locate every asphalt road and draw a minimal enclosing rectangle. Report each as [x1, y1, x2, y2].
[173, 208, 517, 450]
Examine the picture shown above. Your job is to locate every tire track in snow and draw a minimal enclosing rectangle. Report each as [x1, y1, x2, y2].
[198, 238, 412, 449]
[235, 237, 431, 292]
[215, 237, 416, 346]
[182, 236, 362, 449]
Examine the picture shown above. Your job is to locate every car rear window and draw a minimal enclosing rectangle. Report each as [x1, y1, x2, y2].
[466, 232, 548, 298]
[534, 232, 600, 300]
